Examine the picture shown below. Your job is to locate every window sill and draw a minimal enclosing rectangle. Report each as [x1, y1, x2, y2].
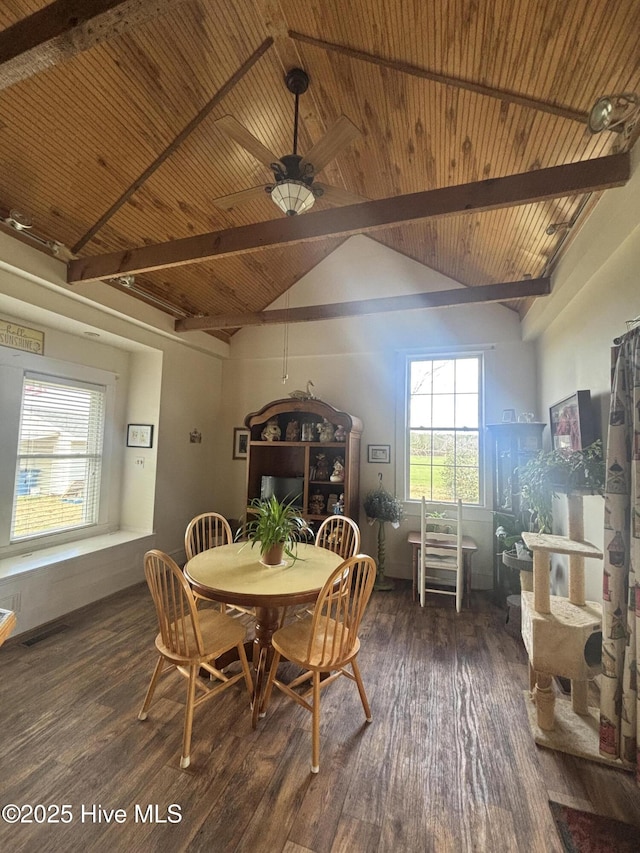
[0, 530, 155, 581]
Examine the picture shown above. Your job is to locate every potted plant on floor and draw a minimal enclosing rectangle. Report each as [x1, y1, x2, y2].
[242, 495, 308, 565]
[364, 475, 403, 591]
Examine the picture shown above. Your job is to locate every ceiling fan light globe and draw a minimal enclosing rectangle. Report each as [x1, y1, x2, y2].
[270, 180, 315, 216]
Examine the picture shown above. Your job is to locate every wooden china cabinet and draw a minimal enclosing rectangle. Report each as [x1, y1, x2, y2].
[244, 398, 362, 527]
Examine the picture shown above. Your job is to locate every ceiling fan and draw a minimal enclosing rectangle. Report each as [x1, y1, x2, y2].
[212, 68, 365, 216]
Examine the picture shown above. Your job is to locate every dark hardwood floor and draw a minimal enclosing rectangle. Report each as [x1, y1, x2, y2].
[1, 581, 638, 852]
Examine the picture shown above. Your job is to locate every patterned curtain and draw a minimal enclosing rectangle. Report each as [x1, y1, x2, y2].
[600, 326, 639, 782]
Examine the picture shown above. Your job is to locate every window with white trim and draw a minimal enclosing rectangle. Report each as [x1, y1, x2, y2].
[406, 355, 482, 504]
[10, 372, 106, 542]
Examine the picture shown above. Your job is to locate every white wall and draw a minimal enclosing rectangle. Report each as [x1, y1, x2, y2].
[219, 236, 539, 586]
[0, 236, 229, 634]
[523, 146, 640, 602]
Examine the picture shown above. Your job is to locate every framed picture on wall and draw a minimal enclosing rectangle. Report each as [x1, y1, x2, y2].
[368, 444, 390, 463]
[127, 424, 154, 448]
[549, 390, 596, 452]
[233, 427, 250, 460]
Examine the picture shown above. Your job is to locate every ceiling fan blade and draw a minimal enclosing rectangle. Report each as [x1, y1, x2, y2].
[315, 183, 369, 206]
[212, 185, 270, 210]
[301, 115, 361, 175]
[214, 115, 282, 169]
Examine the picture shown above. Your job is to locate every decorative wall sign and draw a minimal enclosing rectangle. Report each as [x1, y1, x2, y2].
[127, 424, 154, 448]
[0, 319, 44, 354]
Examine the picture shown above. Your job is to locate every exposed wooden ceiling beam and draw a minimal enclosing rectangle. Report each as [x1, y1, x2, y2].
[175, 278, 551, 331]
[0, 0, 190, 92]
[67, 152, 630, 284]
[289, 31, 589, 124]
[72, 37, 274, 253]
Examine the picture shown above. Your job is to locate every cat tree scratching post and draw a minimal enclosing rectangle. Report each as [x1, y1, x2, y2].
[521, 492, 603, 732]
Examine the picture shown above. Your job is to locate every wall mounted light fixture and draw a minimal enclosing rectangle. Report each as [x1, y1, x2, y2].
[588, 93, 640, 138]
[545, 221, 573, 236]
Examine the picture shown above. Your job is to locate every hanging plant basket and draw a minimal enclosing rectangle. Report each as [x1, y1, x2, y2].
[364, 475, 403, 591]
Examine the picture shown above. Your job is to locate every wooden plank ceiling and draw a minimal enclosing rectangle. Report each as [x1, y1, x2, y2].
[0, 0, 638, 340]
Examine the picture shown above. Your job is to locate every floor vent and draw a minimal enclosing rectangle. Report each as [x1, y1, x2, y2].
[21, 623, 70, 647]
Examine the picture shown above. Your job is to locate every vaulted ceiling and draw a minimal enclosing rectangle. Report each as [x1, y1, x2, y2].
[0, 0, 638, 341]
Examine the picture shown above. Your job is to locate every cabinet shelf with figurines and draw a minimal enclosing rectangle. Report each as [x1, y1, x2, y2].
[244, 396, 362, 525]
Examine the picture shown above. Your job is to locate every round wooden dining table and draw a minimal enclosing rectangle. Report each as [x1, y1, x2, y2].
[184, 541, 342, 726]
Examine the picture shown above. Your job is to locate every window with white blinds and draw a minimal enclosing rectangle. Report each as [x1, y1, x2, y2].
[11, 373, 106, 541]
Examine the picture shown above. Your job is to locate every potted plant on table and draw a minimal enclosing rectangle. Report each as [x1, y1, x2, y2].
[242, 495, 308, 566]
[364, 476, 403, 591]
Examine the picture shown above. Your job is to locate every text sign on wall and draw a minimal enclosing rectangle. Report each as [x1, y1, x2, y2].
[0, 320, 44, 355]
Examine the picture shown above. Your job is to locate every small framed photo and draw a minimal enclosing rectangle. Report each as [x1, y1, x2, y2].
[127, 424, 153, 448]
[368, 444, 390, 464]
[502, 408, 516, 423]
[233, 427, 250, 460]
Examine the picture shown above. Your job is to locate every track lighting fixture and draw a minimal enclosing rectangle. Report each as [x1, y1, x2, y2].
[2, 208, 74, 260]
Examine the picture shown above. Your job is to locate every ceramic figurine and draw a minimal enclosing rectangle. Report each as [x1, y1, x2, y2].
[334, 424, 347, 442]
[330, 457, 345, 483]
[285, 420, 300, 441]
[315, 453, 330, 480]
[261, 418, 281, 442]
[289, 380, 316, 400]
[316, 419, 335, 442]
[310, 491, 326, 515]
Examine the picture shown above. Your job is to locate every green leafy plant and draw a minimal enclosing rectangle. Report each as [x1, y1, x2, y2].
[364, 487, 404, 525]
[517, 440, 605, 534]
[241, 495, 308, 563]
[494, 510, 532, 551]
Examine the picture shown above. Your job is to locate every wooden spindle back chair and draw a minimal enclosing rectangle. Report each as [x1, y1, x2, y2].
[263, 554, 376, 773]
[184, 512, 232, 560]
[315, 514, 361, 559]
[139, 549, 253, 769]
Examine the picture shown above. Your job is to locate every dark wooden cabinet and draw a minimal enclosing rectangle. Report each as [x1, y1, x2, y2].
[244, 398, 362, 525]
[487, 422, 545, 604]
[487, 422, 545, 515]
